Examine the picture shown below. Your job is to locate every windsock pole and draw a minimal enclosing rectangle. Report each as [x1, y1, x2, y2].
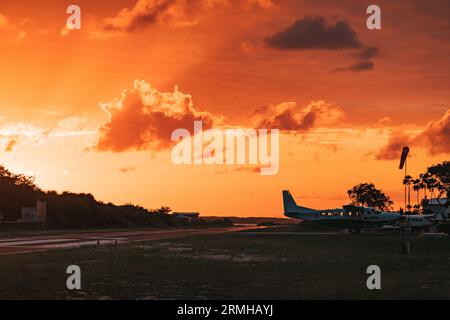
[399, 146, 410, 212]
[399, 146, 412, 254]
[405, 158, 407, 212]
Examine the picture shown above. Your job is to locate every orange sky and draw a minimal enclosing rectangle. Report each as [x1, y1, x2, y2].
[0, 0, 449, 216]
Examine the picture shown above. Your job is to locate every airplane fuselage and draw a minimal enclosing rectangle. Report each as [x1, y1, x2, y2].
[282, 190, 444, 231]
[284, 207, 400, 229]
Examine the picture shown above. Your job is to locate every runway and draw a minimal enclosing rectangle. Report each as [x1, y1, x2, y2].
[0, 226, 261, 256]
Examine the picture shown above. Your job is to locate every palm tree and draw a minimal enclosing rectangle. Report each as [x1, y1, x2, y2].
[403, 175, 413, 210]
[428, 177, 438, 200]
[412, 178, 421, 205]
[420, 173, 431, 199]
[419, 179, 426, 200]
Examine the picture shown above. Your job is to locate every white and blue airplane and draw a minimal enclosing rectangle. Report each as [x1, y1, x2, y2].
[282, 190, 445, 232]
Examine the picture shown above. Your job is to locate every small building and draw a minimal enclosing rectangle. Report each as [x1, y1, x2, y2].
[20, 201, 46, 222]
[172, 212, 200, 221]
[21, 207, 36, 222]
[423, 198, 449, 216]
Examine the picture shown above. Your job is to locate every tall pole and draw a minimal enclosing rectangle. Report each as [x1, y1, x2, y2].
[399, 146, 409, 214]
[404, 158, 407, 213]
[407, 159, 411, 211]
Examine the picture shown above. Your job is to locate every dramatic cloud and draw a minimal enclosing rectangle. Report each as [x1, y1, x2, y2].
[96, 80, 219, 152]
[252, 101, 344, 132]
[376, 133, 411, 160]
[103, 0, 175, 32]
[265, 16, 362, 50]
[376, 109, 450, 159]
[415, 109, 450, 155]
[103, 0, 273, 32]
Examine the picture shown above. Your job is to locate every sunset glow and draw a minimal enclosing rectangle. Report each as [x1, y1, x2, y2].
[0, 0, 449, 216]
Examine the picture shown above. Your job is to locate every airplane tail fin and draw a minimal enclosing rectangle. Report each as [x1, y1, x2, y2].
[282, 190, 315, 214]
[283, 190, 298, 213]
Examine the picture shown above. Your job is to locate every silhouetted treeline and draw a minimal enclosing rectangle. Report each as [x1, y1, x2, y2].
[45, 191, 170, 228]
[0, 165, 42, 220]
[0, 165, 232, 229]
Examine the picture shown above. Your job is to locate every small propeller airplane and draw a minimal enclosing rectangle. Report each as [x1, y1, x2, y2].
[282, 190, 448, 233]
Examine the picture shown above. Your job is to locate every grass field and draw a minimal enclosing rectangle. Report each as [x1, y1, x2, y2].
[0, 226, 449, 299]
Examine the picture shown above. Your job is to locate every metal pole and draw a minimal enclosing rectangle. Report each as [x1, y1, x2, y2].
[404, 159, 407, 213]
[401, 226, 412, 254]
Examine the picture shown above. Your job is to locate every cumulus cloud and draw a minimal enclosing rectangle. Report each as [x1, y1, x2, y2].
[103, 0, 273, 32]
[415, 109, 450, 155]
[265, 16, 362, 50]
[96, 80, 220, 152]
[376, 109, 450, 159]
[252, 101, 344, 132]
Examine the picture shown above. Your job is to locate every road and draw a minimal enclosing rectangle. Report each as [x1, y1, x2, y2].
[0, 226, 261, 256]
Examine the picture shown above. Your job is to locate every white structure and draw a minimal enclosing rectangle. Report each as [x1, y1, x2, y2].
[423, 198, 449, 218]
[20, 201, 46, 222]
[21, 207, 36, 222]
[172, 212, 200, 220]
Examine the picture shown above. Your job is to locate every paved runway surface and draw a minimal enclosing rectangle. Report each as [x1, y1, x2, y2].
[0, 226, 260, 256]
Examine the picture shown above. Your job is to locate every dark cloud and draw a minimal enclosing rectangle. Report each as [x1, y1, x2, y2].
[376, 134, 411, 160]
[252, 101, 344, 132]
[333, 60, 374, 73]
[359, 46, 379, 60]
[376, 109, 450, 160]
[265, 16, 362, 50]
[349, 60, 374, 72]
